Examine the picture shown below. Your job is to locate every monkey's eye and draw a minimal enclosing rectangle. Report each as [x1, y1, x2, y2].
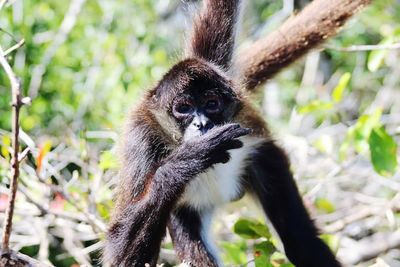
[205, 99, 221, 113]
[174, 103, 194, 115]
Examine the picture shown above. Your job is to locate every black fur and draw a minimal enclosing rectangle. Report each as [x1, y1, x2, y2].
[168, 206, 219, 266]
[246, 141, 341, 267]
[105, 0, 342, 265]
[104, 122, 250, 266]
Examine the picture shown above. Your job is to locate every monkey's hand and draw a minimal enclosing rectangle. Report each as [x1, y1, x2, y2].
[105, 124, 250, 266]
[172, 123, 251, 174]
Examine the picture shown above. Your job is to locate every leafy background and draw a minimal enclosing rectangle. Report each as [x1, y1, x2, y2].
[0, 0, 399, 266]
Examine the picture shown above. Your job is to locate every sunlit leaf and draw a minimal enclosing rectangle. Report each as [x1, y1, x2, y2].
[298, 100, 333, 114]
[332, 72, 351, 103]
[99, 150, 119, 170]
[234, 218, 271, 239]
[315, 198, 336, 214]
[314, 134, 334, 154]
[1, 135, 11, 160]
[340, 108, 382, 157]
[36, 140, 52, 172]
[320, 234, 340, 254]
[254, 241, 275, 267]
[367, 37, 393, 72]
[368, 126, 398, 177]
[221, 241, 247, 265]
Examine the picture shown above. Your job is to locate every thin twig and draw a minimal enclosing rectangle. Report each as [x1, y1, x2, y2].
[18, 147, 30, 162]
[0, 44, 26, 251]
[325, 42, 400, 52]
[4, 38, 25, 56]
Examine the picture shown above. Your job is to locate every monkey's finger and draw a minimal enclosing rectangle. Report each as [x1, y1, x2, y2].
[220, 139, 243, 151]
[220, 127, 251, 141]
[204, 123, 240, 142]
[216, 151, 231, 164]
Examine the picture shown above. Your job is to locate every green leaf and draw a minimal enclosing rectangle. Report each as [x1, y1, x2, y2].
[254, 241, 275, 267]
[1, 135, 11, 160]
[99, 150, 120, 170]
[320, 234, 340, 254]
[368, 126, 398, 177]
[221, 241, 247, 265]
[233, 218, 271, 239]
[298, 100, 333, 114]
[332, 72, 351, 103]
[340, 108, 382, 157]
[367, 37, 393, 72]
[314, 134, 334, 154]
[315, 198, 336, 214]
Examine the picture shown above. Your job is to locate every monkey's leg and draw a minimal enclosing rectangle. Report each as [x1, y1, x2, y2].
[248, 141, 341, 267]
[168, 206, 220, 267]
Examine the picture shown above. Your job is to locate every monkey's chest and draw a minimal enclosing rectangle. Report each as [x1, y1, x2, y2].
[179, 137, 262, 210]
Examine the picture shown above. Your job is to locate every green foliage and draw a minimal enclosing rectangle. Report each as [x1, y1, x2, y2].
[315, 198, 336, 214]
[221, 240, 248, 265]
[233, 218, 271, 239]
[332, 72, 351, 103]
[367, 37, 394, 72]
[99, 150, 119, 170]
[226, 218, 295, 266]
[0, 0, 399, 266]
[368, 126, 398, 176]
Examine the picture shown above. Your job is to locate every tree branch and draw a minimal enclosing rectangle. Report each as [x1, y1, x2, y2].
[325, 42, 400, 52]
[0, 44, 28, 251]
[340, 231, 400, 265]
[3, 39, 25, 56]
[235, 0, 372, 91]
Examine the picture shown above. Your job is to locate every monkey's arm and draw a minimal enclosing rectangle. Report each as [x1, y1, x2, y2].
[104, 123, 250, 266]
[235, 0, 371, 91]
[248, 141, 341, 267]
[104, 159, 197, 266]
[188, 0, 241, 69]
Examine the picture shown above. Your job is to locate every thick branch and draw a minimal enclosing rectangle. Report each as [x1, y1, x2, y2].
[235, 0, 371, 91]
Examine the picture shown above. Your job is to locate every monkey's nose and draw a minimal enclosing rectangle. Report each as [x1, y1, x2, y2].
[198, 121, 214, 134]
[193, 121, 202, 129]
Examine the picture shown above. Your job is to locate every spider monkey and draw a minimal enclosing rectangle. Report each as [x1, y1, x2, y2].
[104, 0, 342, 266]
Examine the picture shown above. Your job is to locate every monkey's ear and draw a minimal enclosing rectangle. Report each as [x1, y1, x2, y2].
[187, 0, 241, 70]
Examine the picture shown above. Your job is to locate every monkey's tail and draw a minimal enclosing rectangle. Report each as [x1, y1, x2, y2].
[234, 0, 371, 92]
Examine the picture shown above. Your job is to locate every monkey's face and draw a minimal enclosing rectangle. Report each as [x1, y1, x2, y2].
[172, 86, 239, 141]
[150, 58, 241, 141]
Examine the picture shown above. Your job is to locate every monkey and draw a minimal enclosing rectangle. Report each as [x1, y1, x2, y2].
[102, 0, 367, 266]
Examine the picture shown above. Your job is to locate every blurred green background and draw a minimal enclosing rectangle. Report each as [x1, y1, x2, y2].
[0, 0, 399, 266]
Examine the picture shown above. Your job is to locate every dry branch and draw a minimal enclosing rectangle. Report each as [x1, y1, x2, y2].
[0, 249, 51, 267]
[326, 42, 400, 52]
[324, 201, 400, 233]
[0, 45, 27, 251]
[340, 232, 400, 265]
[236, 0, 371, 91]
